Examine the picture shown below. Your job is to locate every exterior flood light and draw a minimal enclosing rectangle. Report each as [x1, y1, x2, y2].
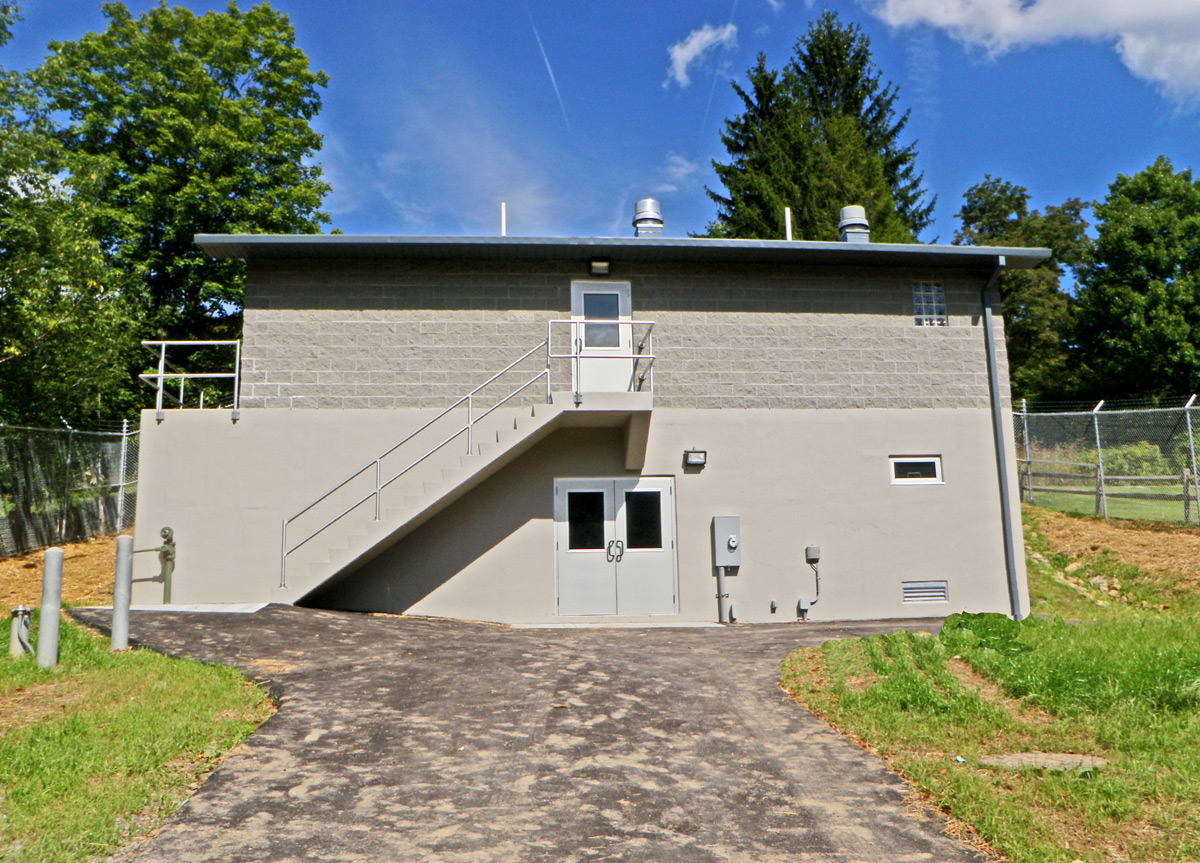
[684, 448, 707, 466]
[590, 259, 610, 276]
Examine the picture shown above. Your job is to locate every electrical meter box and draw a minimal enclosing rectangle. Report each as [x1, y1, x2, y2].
[711, 516, 741, 568]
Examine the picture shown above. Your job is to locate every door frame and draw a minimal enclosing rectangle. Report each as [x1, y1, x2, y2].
[569, 281, 633, 394]
[553, 475, 678, 616]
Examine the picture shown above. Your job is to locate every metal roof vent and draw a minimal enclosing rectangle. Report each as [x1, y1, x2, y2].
[838, 205, 870, 243]
[633, 198, 663, 237]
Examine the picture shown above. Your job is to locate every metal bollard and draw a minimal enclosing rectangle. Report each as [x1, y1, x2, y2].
[37, 548, 63, 669]
[9, 606, 32, 656]
[111, 535, 133, 650]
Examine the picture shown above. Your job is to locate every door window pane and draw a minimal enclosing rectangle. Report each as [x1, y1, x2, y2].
[624, 491, 662, 549]
[583, 293, 620, 347]
[567, 491, 606, 549]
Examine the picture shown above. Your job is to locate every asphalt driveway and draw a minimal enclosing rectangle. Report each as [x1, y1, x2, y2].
[71, 605, 983, 863]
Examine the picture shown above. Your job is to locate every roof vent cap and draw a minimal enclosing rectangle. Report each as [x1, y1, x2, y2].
[633, 198, 663, 237]
[838, 205, 870, 243]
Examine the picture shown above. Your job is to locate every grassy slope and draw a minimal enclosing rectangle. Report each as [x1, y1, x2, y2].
[781, 508, 1200, 863]
[0, 614, 273, 863]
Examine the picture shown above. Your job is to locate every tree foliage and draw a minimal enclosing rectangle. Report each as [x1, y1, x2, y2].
[0, 4, 143, 425]
[954, 175, 1090, 401]
[705, 12, 931, 242]
[31, 1, 331, 341]
[1072, 156, 1200, 399]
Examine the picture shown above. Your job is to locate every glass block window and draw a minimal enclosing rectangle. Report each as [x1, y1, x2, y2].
[912, 281, 947, 326]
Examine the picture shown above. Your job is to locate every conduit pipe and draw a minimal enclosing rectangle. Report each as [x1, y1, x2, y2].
[982, 256, 1023, 620]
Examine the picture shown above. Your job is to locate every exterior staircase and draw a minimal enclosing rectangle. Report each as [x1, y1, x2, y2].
[272, 328, 655, 604]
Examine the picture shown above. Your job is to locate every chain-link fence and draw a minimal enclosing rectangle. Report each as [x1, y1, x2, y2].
[0, 422, 138, 557]
[1014, 399, 1200, 523]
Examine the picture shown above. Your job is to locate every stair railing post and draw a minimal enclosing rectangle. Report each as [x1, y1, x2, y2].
[155, 342, 166, 421]
[466, 393, 473, 455]
[374, 458, 381, 521]
[280, 520, 288, 589]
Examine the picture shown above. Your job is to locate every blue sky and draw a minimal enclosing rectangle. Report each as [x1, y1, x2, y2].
[5, 1, 1200, 242]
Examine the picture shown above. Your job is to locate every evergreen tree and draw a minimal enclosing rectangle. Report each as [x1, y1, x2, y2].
[790, 11, 932, 235]
[954, 176, 1089, 402]
[705, 11, 931, 241]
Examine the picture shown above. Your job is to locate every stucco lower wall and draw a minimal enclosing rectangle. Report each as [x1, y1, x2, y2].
[132, 405, 1026, 623]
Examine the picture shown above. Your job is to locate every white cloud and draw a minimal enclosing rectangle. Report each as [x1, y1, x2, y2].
[864, 0, 1200, 103]
[765, 0, 784, 11]
[652, 153, 700, 193]
[665, 23, 738, 88]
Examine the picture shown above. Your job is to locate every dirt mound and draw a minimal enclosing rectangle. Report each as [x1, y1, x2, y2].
[1, 535, 121, 608]
[1030, 506, 1200, 589]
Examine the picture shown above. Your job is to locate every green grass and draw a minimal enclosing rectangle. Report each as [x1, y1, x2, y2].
[1027, 487, 1199, 524]
[781, 509, 1200, 863]
[0, 613, 273, 863]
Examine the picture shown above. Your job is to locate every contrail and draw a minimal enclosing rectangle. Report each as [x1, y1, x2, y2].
[701, 0, 740, 136]
[529, 13, 570, 132]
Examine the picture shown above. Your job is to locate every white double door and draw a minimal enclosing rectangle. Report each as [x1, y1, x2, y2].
[554, 477, 677, 616]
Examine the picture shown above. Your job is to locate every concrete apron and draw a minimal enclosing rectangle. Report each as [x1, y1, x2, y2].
[70, 606, 984, 863]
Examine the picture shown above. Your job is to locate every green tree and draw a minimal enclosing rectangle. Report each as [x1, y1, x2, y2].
[0, 4, 143, 425]
[1072, 156, 1200, 399]
[789, 11, 932, 236]
[954, 175, 1090, 401]
[705, 11, 931, 241]
[31, 1, 331, 342]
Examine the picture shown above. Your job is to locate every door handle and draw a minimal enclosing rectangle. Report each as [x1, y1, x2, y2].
[606, 540, 615, 562]
[614, 540, 625, 562]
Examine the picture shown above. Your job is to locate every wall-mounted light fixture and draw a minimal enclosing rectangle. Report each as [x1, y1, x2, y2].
[590, 259, 610, 276]
[684, 448, 707, 467]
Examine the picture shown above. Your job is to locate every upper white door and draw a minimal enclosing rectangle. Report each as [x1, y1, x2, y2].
[554, 477, 677, 616]
[570, 281, 633, 393]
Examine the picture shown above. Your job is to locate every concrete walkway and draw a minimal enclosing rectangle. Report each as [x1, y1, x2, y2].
[71, 605, 983, 863]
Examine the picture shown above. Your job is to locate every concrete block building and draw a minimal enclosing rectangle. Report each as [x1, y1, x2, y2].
[130, 203, 1048, 625]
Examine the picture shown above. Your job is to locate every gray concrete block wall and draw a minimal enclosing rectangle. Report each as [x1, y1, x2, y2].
[240, 258, 1007, 410]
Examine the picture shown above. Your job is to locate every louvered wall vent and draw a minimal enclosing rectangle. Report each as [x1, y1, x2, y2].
[902, 580, 949, 603]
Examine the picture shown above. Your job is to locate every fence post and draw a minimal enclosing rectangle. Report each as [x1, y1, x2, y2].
[116, 419, 129, 530]
[1020, 399, 1034, 503]
[1185, 468, 1192, 525]
[1092, 401, 1107, 518]
[57, 427, 74, 544]
[1186, 395, 1198, 525]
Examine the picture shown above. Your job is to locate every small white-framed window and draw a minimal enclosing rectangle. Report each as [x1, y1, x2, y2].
[912, 281, 947, 326]
[890, 455, 943, 485]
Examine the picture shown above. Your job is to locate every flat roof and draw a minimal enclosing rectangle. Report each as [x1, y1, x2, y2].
[195, 233, 1050, 271]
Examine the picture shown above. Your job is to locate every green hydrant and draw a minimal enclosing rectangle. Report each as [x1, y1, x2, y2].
[135, 527, 177, 604]
[159, 527, 176, 604]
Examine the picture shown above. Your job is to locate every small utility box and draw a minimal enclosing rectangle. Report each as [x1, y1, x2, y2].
[712, 516, 741, 568]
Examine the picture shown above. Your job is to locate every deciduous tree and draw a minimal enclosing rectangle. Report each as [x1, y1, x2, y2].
[31, 1, 331, 341]
[0, 5, 142, 425]
[954, 175, 1089, 401]
[1072, 157, 1200, 398]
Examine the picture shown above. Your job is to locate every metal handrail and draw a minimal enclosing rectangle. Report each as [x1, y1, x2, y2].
[139, 340, 241, 421]
[279, 321, 657, 589]
[280, 342, 550, 587]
